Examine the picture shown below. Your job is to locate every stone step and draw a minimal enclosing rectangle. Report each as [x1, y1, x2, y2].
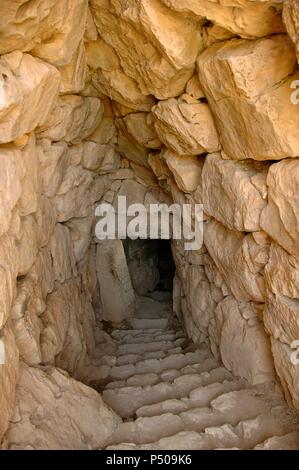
[117, 337, 185, 355]
[102, 367, 233, 418]
[129, 317, 169, 330]
[107, 405, 299, 450]
[102, 349, 212, 382]
[105, 380, 282, 444]
[104, 356, 220, 390]
[254, 431, 299, 450]
[111, 328, 174, 340]
[111, 329, 184, 343]
[136, 379, 246, 418]
[98, 350, 168, 367]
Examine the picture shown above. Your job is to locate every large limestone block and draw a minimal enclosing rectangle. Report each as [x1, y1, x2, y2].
[17, 134, 41, 217]
[40, 280, 91, 371]
[120, 113, 161, 149]
[197, 35, 299, 161]
[215, 296, 275, 385]
[162, 150, 204, 193]
[91, 0, 203, 100]
[204, 219, 268, 302]
[0, 326, 19, 440]
[260, 159, 299, 256]
[0, 52, 60, 144]
[117, 132, 150, 169]
[0, 0, 88, 58]
[58, 41, 87, 94]
[0, 146, 24, 238]
[49, 224, 77, 284]
[202, 153, 268, 231]
[270, 339, 299, 412]
[53, 166, 104, 222]
[96, 241, 135, 324]
[66, 216, 94, 263]
[31, 0, 88, 67]
[0, 0, 57, 54]
[82, 142, 121, 174]
[37, 96, 104, 144]
[38, 140, 69, 198]
[151, 96, 220, 155]
[6, 364, 121, 450]
[283, 0, 299, 62]
[87, 38, 155, 112]
[17, 215, 39, 277]
[0, 234, 18, 329]
[161, 0, 284, 38]
[264, 293, 299, 347]
[265, 243, 299, 299]
[183, 265, 219, 338]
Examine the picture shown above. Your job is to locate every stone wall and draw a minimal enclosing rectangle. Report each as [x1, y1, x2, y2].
[1, 0, 299, 444]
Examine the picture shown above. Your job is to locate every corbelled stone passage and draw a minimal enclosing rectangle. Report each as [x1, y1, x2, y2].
[1, 0, 299, 450]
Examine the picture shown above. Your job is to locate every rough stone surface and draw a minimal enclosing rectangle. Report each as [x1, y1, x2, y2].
[202, 153, 268, 231]
[1, 0, 299, 450]
[197, 35, 299, 161]
[5, 363, 121, 450]
[151, 96, 220, 155]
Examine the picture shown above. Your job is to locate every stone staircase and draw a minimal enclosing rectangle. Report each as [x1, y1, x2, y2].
[97, 297, 299, 450]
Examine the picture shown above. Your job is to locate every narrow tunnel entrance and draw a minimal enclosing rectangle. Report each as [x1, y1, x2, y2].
[123, 239, 176, 301]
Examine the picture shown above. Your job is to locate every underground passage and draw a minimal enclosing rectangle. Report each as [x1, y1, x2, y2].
[1, 0, 299, 452]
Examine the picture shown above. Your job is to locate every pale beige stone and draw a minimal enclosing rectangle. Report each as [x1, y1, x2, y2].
[197, 35, 299, 161]
[6, 363, 121, 450]
[35, 196, 57, 249]
[82, 142, 121, 173]
[204, 219, 268, 302]
[261, 158, 299, 256]
[96, 241, 135, 324]
[66, 216, 94, 263]
[265, 242, 299, 299]
[215, 296, 275, 384]
[264, 293, 299, 346]
[85, 7, 99, 42]
[53, 166, 99, 222]
[161, 0, 284, 38]
[31, 0, 88, 67]
[202, 24, 235, 48]
[40, 280, 92, 370]
[130, 163, 159, 189]
[120, 113, 161, 149]
[17, 215, 39, 277]
[186, 75, 205, 100]
[0, 52, 60, 144]
[118, 132, 150, 169]
[151, 97, 220, 155]
[162, 150, 204, 193]
[58, 41, 87, 94]
[37, 96, 104, 144]
[0, 326, 19, 440]
[0, 0, 57, 54]
[87, 38, 155, 112]
[38, 140, 69, 198]
[18, 134, 41, 217]
[202, 153, 268, 231]
[49, 224, 77, 284]
[270, 339, 299, 412]
[283, 0, 299, 62]
[148, 153, 172, 181]
[91, 0, 202, 100]
[0, 146, 24, 238]
[0, 234, 18, 329]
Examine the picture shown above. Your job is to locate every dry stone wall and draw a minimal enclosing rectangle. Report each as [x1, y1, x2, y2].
[1, 0, 299, 447]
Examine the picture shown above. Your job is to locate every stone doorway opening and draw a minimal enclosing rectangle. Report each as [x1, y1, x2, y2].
[123, 239, 176, 301]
